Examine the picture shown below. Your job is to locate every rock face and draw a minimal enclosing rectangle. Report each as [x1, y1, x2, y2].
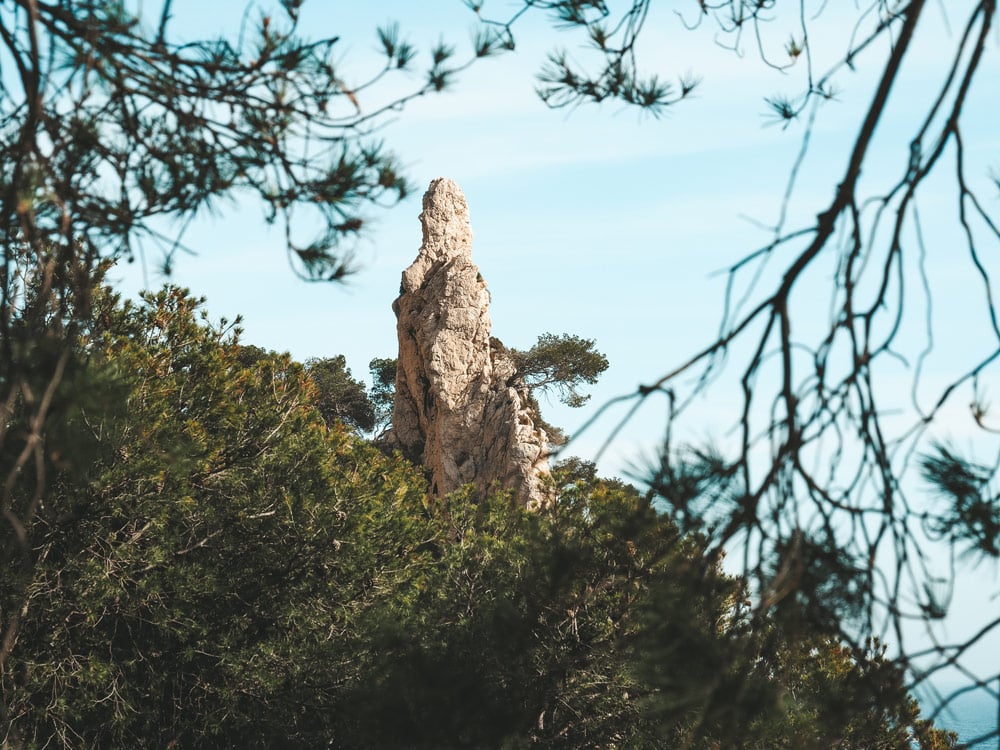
[390, 178, 553, 509]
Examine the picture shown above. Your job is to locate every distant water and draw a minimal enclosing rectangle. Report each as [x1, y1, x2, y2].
[930, 690, 998, 748]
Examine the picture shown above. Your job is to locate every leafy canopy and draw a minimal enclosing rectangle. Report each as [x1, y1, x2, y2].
[0, 283, 956, 748]
[305, 355, 376, 432]
[511, 332, 609, 409]
[0, 2, 500, 685]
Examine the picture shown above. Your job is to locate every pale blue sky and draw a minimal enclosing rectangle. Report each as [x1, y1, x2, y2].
[116, 3, 849, 441]
[114, 1, 1000, 720]
[118, 1, 999, 467]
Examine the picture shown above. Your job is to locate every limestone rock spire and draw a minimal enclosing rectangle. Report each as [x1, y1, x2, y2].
[390, 178, 553, 508]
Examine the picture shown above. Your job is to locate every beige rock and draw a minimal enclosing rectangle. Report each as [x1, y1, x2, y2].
[391, 178, 553, 509]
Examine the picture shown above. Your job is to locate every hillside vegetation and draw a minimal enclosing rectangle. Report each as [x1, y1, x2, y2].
[1, 284, 955, 749]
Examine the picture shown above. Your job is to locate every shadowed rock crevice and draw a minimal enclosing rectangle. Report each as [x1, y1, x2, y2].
[390, 178, 553, 509]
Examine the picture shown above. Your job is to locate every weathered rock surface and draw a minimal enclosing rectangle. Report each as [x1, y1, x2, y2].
[390, 178, 553, 509]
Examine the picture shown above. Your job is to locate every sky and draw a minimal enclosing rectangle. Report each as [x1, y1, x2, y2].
[114, 0, 926, 465]
[114, 0, 1000, 730]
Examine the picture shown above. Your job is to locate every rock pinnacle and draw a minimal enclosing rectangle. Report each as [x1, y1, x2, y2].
[390, 178, 553, 508]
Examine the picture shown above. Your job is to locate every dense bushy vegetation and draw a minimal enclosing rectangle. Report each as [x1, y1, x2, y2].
[0, 284, 956, 748]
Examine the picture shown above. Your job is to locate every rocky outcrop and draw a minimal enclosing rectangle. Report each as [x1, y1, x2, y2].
[390, 178, 553, 509]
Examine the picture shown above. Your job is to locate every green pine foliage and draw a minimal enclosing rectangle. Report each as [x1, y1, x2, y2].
[0, 286, 956, 748]
[2, 286, 430, 747]
[304, 355, 377, 433]
[510, 333, 609, 409]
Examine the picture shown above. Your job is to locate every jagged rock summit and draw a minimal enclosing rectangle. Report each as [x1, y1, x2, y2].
[390, 178, 553, 509]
